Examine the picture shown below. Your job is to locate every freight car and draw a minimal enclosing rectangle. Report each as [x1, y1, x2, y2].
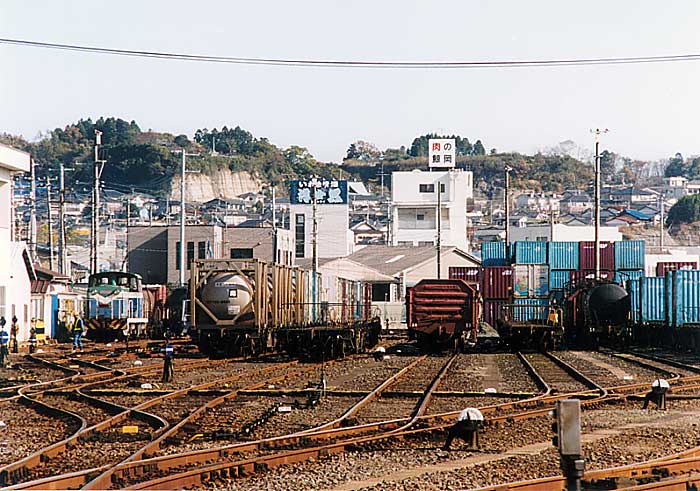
[190, 258, 380, 358]
[406, 279, 480, 351]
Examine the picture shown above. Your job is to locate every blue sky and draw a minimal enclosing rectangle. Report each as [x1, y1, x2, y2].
[2, 1, 699, 162]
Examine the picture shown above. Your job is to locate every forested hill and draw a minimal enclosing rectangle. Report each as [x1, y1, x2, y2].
[0, 118, 339, 196]
[2, 118, 600, 197]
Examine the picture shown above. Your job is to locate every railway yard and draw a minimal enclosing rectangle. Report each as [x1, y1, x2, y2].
[1, 340, 700, 491]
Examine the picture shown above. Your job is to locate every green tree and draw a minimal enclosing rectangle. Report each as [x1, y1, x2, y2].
[668, 194, 700, 225]
[472, 140, 485, 156]
[599, 150, 617, 182]
[665, 152, 686, 177]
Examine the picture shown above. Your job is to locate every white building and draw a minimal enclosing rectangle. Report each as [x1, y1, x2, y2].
[508, 223, 623, 242]
[390, 169, 472, 250]
[288, 179, 354, 260]
[0, 144, 34, 340]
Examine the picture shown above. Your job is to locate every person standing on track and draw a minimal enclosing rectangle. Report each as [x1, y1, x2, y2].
[0, 317, 9, 368]
[72, 312, 85, 352]
[10, 315, 19, 354]
[162, 341, 174, 383]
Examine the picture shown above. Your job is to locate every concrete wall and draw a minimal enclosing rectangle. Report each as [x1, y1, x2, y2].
[288, 203, 352, 259]
[223, 227, 295, 265]
[509, 224, 622, 242]
[167, 225, 223, 285]
[127, 226, 168, 284]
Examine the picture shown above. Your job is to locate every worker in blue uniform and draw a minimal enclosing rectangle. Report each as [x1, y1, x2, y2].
[162, 342, 174, 383]
[0, 317, 9, 368]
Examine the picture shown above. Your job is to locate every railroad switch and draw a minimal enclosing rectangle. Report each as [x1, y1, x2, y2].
[643, 378, 669, 410]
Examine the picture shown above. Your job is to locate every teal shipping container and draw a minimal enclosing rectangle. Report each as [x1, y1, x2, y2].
[615, 270, 643, 286]
[640, 276, 665, 323]
[514, 241, 547, 264]
[512, 298, 549, 321]
[481, 242, 509, 267]
[614, 240, 645, 270]
[627, 279, 640, 324]
[548, 242, 579, 270]
[670, 270, 700, 327]
[549, 270, 572, 291]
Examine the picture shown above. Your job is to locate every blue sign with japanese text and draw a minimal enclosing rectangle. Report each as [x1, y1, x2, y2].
[290, 179, 348, 205]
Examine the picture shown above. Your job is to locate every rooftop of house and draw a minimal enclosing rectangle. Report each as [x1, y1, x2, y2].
[347, 244, 479, 276]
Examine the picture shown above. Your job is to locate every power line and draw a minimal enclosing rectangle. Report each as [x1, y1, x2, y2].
[2, 37, 700, 69]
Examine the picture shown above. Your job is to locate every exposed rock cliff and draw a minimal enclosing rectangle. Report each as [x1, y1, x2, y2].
[169, 169, 261, 202]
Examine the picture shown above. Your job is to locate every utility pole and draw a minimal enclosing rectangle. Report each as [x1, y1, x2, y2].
[271, 185, 277, 264]
[504, 165, 512, 248]
[58, 163, 67, 276]
[591, 129, 608, 280]
[29, 158, 37, 261]
[91, 130, 106, 275]
[659, 194, 665, 251]
[311, 185, 319, 320]
[177, 150, 199, 286]
[436, 179, 442, 279]
[46, 175, 55, 270]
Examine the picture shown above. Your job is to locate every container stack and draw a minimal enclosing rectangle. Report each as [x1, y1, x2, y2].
[570, 241, 615, 289]
[448, 266, 480, 285]
[614, 240, 645, 286]
[511, 241, 549, 321]
[480, 242, 512, 326]
[547, 242, 579, 291]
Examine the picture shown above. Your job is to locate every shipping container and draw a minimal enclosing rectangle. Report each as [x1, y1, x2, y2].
[514, 241, 547, 264]
[579, 241, 615, 270]
[548, 242, 579, 270]
[480, 266, 513, 299]
[513, 264, 549, 297]
[481, 242, 509, 266]
[615, 270, 644, 286]
[512, 298, 549, 322]
[627, 279, 640, 324]
[569, 269, 614, 289]
[656, 261, 698, 277]
[615, 240, 646, 271]
[640, 276, 665, 323]
[483, 299, 507, 327]
[670, 270, 700, 327]
[549, 270, 573, 291]
[448, 266, 480, 283]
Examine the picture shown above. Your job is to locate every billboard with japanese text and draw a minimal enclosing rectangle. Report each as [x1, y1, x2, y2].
[428, 138, 456, 168]
[290, 178, 348, 205]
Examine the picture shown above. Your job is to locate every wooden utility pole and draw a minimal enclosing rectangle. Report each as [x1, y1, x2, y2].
[59, 163, 67, 275]
[591, 129, 608, 280]
[504, 165, 512, 248]
[91, 130, 106, 275]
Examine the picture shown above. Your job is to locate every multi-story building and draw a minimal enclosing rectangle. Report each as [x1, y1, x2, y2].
[390, 169, 472, 251]
[0, 143, 34, 340]
[288, 179, 354, 260]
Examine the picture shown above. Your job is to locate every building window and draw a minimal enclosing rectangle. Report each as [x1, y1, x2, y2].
[418, 241, 434, 246]
[416, 213, 425, 221]
[187, 241, 194, 270]
[176, 242, 181, 270]
[198, 241, 206, 259]
[295, 214, 305, 258]
[419, 184, 435, 193]
[230, 248, 254, 259]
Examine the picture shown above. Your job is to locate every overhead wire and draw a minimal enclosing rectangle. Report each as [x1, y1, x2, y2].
[2, 37, 700, 69]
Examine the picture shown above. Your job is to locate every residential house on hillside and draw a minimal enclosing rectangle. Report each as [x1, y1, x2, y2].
[350, 220, 386, 245]
[560, 192, 592, 214]
[609, 187, 660, 206]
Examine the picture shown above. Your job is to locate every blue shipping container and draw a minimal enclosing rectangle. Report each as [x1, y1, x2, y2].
[512, 298, 549, 321]
[514, 241, 547, 264]
[666, 272, 674, 327]
[548, 242, 579, 270]
[549, 270, 572, 290]
[615, 270, 643, 286]
[627, 279, 640, 324]
[481, 242, 509, 267]
[671, 270, 700, 327]
[640, 276, 665, 323]
[614, 240, 646, 270]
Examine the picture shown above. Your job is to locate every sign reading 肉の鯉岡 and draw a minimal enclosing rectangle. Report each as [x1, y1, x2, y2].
[428, 139, 456, 168]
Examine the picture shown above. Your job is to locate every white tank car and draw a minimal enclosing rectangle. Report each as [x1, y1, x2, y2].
[200, 273, 254, 321]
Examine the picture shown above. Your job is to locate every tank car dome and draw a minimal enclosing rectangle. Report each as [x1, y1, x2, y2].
[588, 283, 630, 326]
[200, 273, 253, 320]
